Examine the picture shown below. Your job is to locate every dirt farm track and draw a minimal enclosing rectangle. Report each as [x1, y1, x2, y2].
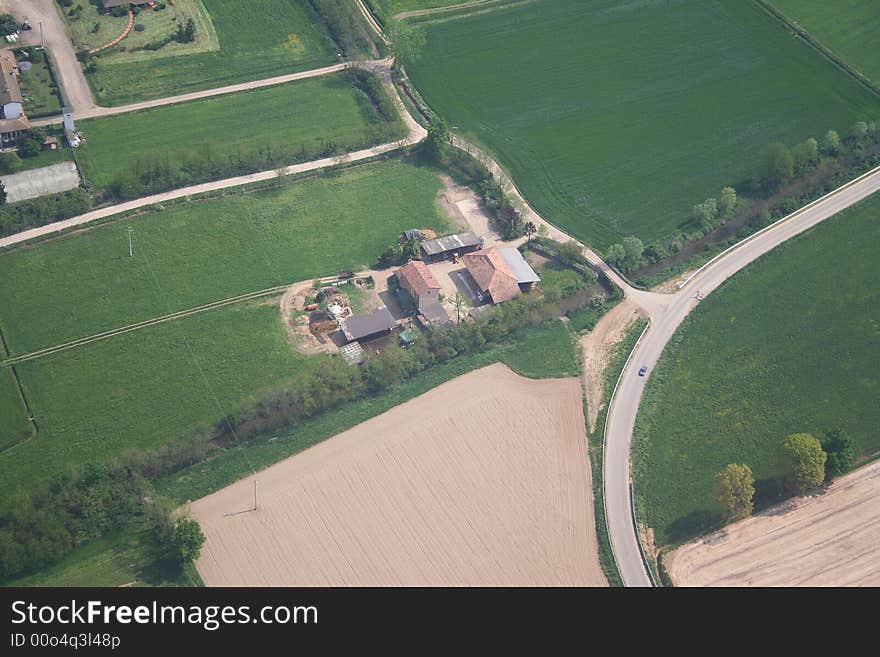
[666, 459, 880, 587]
[191, 364, 606, 586]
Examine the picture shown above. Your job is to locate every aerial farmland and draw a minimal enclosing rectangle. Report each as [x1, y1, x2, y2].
[0, 0, 878, 599]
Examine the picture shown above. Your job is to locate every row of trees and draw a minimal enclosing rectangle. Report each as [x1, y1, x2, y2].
[0, 188, 93, 237]
[714, 430, 855, 521]
[609, 119, 880, 279]
[0, 462, 204, 582]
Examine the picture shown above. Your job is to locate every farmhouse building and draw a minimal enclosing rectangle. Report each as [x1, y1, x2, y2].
[396, 259, 440, 313]
[395, 259, 452, 325]
[462, 247, 540, 304]
[339, 306, 396, 343]
[0, 49, 29, 149]
[420, 231, 482, 263]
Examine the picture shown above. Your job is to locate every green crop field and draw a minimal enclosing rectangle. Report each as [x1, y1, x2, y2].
[86, 0, 339, 105]
[769, 0, 880, 85]
[0, 301, 318, 504]
[76, 73, 404, 191]
[405, 0, 880, 249]
[0, 158, 449, 355]
[0, 368, 30, 451]
[633, 192, 880, 545]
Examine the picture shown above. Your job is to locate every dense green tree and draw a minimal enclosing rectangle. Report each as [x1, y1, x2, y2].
[622, 235, 644, 271]
[0, 14, 19, 36]
[792, 137, 818, 173]
[821, 429, 854, 481]
[851, 121, 868, 139]
[0, 182, 6, 206]
[719, 186, 737, 216]
[606, 243, 625, 268]
[714, 463, 755, 521]
[427, 118, 449, 158]
[171, 517, 205, 564]
[557, 239, 583, 265]
[822, 129, 840, 155]
[779, 433, 826, 494]
[524, 221, 537, 243]
[693, 197, 718, 229]
[759, 142, 794, 190]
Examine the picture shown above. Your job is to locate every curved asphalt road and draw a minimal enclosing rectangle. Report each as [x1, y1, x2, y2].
[605, 164, 880, 586]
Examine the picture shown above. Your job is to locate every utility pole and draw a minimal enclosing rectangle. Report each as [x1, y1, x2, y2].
[39, 22, 44, 49]
[253, 480, 259, 511]
[126, 226, 134, 257]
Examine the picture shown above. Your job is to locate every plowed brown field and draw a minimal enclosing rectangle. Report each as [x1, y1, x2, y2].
[666, 459, 880, 587]
[191, 363, 605, 586]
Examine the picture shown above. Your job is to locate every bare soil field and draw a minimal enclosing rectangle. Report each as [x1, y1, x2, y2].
[191, 363, 606, 586]
[666, 459, 880, 587]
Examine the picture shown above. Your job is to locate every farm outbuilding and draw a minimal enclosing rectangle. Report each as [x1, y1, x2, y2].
[420, 232, 483, 263]
[339, 306, 396, 343]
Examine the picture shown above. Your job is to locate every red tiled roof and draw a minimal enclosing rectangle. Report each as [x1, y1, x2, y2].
[397, 259, 440, 298]
[462, 248, 521, 304]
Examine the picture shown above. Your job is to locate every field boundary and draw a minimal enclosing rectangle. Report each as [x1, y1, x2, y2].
[756, 0, 880, 98]
[0, 274, 349, 367]
[678, 162, 880, 289]
[0, 326, 37, 452]
[601, 320, 653, 585]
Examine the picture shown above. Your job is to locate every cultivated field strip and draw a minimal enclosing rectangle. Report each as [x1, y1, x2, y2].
[666, 459, 880, 587]
[192, 364, 606, 586]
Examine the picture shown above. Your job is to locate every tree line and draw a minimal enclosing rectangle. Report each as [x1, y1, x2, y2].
[714, 429, 855, 522]
[603, 119, 880, 276]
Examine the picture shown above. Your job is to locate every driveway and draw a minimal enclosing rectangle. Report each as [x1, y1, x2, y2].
[0, 0, 96, 113]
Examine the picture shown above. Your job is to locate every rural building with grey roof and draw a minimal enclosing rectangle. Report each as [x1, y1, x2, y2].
[339, 306, 396, 343]
[420, 232, 483, 263]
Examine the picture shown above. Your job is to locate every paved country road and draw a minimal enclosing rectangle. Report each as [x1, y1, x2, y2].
[604, 164, 880, 587]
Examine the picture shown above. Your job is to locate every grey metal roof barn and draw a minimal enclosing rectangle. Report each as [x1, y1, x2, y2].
[339, 306, 396, 343]
[420, 232, 482, 257]
[498, 247, 541, 284]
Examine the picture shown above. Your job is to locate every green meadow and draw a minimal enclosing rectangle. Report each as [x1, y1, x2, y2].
[0, 158, 448, 355]
[633, 192, 880, 544]
[76, 73, 404, 191]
